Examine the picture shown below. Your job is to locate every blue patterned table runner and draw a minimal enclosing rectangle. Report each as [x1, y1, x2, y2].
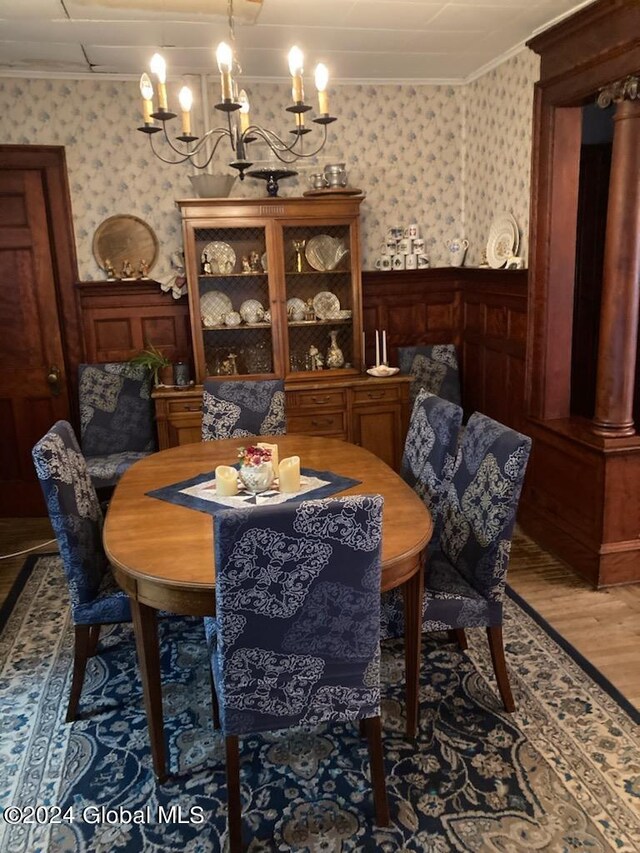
[147, 467, 362, 515]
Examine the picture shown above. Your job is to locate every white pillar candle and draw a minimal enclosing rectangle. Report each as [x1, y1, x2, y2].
[215, 465, 238, 496]
[257, 442, 279, 476]
[362, 330, 366, 365]
[279, 456, 300, 493]
[382, 330, 388, 365]
[375, 330, 380, 367]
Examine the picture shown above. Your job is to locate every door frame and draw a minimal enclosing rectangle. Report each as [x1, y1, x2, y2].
[0, 145, 81, 414]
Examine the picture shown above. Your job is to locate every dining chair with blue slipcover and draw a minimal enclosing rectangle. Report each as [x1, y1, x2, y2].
[205, 495, 389, 852]
[382, 412, 531, 713]
[381, 389, 463, 640]
[426, 413, 531, 711]
[400, 388, 464, 536]
[201, 378, 286, 440]
[32, 420, 133, 721]
[78, 362, 156, 488]
[398, 344, 462, 408]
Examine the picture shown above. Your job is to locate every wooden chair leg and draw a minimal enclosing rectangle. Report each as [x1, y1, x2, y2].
[225, 735, 243, 853]
[209, 669, 220, 730]
[87, 625, 101, 657]
[487, 625, 515, 713]
[363, 716, 390, 827]
[448, 628, 468, 650]
[66, 625, 92, 722]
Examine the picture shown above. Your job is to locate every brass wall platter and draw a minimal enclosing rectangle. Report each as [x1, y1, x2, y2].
[92, 214, 159, 275]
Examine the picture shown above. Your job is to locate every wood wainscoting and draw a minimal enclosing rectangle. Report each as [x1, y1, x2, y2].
[76, 280, 192, 366]
[362, 268, 528, 431]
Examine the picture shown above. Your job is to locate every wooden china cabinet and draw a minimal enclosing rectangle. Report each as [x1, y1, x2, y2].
[153, 195, 410, 469]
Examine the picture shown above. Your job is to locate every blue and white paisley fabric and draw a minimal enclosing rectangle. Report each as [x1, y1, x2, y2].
[79, 362, 155, 487]
[31, 421, 131, 625]
[382, 391, 463, 639]
[382, 413, 530, 639]
[293, 496, 382, 552]
[86, 451, 152, 490]
[207, 495, 383, 735]
[400, 390, 462, 527]
[218, 527, 332, 618]
[398, 345, 462, 407]
[201, 379, 286, 440]
[432, 412, 532, 623]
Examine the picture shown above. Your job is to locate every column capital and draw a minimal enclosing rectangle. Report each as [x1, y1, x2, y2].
[597, 74, 640, 108]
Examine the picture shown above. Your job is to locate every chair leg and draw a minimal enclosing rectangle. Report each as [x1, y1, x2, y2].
[66, 625, 92, 723]
[87, 625, 101, 657]
[209, 669, 220, 730]
[448, 628, 468, 650]
[487, 626, 515, 713]
[225, 735, 243, 853]
[362, 716, 390, 827]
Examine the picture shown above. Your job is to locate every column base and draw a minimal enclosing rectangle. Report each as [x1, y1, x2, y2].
[591, 417, 636, 437]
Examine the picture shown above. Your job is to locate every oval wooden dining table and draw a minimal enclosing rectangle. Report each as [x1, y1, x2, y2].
[104, 434, 433, 781]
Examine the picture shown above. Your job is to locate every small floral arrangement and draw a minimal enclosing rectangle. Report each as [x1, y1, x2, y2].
[237, 445, 272, 468]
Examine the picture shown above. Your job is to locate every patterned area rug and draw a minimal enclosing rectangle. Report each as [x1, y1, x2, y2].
[0, 551, 638, 852]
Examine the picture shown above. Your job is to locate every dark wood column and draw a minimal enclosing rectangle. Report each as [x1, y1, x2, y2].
[592, 95, 640, 437]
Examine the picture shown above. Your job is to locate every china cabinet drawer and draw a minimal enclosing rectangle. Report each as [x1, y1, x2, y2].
[288, 411, 347, 435]
[288, 388, 347, 411]
[352, 385, 401, 405]
[168, 398, 203, 414]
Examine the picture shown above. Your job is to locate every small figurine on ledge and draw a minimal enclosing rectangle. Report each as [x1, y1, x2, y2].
[121, 259, 135, 279]
[478, 250, 490, 269]
[308, 344, 324, 371]
[249, 250, 261, 273]
[305, 297, 316, 321]
[138, 258, 150, 279]
[104, 258, 117, 280]
[241, 256, 252, 274]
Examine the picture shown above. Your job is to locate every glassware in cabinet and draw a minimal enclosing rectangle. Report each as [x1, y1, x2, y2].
[282, 223, 356, 376]
[193, 224, 276, 378]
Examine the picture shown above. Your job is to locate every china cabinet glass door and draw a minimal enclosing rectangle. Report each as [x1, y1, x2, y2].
[282, 222, 357, 376]
[191, 223, 276, 380]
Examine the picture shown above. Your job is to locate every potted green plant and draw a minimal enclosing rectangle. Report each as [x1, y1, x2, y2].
[129, 343, 173, 386]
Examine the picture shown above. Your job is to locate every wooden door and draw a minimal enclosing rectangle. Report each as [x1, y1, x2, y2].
[0, 168, 72, 514]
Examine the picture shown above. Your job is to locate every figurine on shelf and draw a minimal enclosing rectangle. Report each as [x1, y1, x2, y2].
[479, 250, 490, 269]
[249, 250, 261, 273]
[227, 352, 239, 374]
[104, 258, 117, 280]
[203, 260, 212, 274]
[241, 256, 252, 274]
[305, 298, 316, 321]
[121, 259, 134, 279]
[308, 345, 324, 371]
[138, 258, 150, 279]
[293, 239, 306, 273]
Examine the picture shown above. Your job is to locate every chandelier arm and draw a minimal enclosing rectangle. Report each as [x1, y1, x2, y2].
[184, 131, 234, 170]
[149, 127, 232, 167]
[246, 123, 329, 160]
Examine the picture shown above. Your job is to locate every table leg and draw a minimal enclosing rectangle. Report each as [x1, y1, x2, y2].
[402, 561, 424, 738]
[130, 598, 166, 781]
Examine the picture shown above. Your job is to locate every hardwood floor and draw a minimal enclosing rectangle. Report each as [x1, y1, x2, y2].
[1, 518, 638, 709]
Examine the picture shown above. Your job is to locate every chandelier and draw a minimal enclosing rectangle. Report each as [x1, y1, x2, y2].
[136, 0, 337, 181]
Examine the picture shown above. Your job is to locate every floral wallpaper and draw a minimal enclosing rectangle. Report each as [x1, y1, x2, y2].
[0, 52, 537, 277]
[463, 50, 540, 266]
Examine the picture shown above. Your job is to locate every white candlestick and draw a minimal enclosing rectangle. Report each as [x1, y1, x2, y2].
[279, 456, 300, 493]
[257, 442, 279, 476]
[375, 330, 380, 367]
[362, 330, 365, 366]
[382, 330, 388, 365]
[215, 465, 238, 496]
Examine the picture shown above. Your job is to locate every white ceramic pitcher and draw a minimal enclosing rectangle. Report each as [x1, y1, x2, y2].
[444, 237, 469, 267]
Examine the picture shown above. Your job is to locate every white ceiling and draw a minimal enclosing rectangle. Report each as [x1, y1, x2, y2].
[0, 0, 595, 82]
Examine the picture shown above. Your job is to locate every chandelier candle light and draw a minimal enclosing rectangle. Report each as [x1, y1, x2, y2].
[137, 1, 337, 180]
